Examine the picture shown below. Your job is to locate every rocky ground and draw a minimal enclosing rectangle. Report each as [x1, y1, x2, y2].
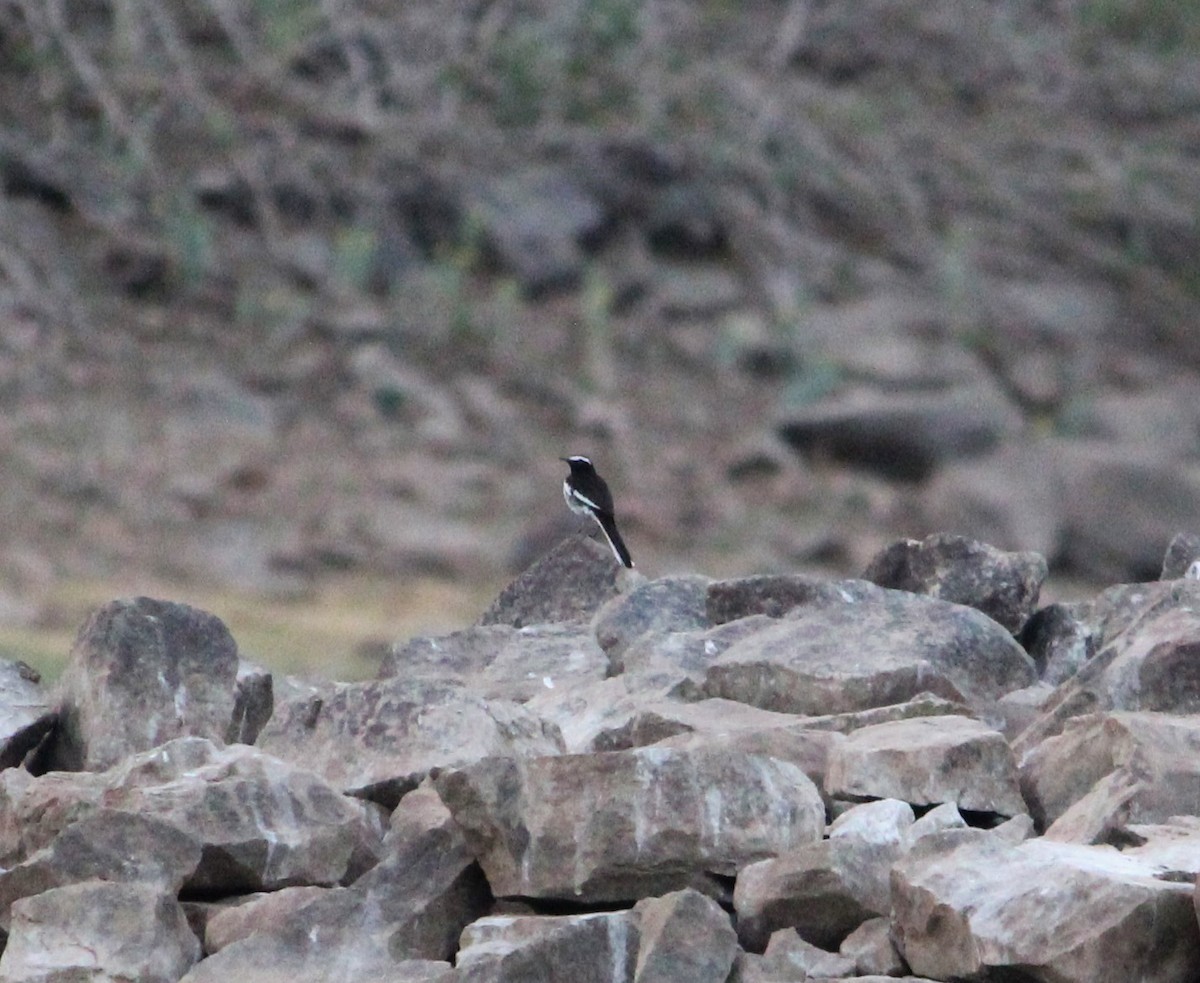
[2, 1, 1200, 672]
[1, 531, 1200, 981]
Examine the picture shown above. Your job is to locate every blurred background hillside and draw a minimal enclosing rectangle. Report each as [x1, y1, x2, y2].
[2, 0, 1199, 679]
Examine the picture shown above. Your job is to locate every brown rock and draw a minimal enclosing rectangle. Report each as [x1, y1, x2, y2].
[227, 660, 274, 745]
[706, 574, 850, 624]
[53, 597, 240, 771]
[891, 831, 1200, 982]
[862, 533, 1047, 634]
[826, 715, 1026, 816]
[257, 676, 563, 806]
[593, 575, 711, 666]
[702, 582, 1035, 716]
[204, 886, 330, 953]
[0, 881, 201, 983]
[839, 916, 906, 976]
[437, 746, 825, 903]
[1161, 532, 1200, 580]
[479, 535, 630, 628]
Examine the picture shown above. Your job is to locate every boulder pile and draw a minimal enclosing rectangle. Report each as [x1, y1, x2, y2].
[2, 532, 1200, 982]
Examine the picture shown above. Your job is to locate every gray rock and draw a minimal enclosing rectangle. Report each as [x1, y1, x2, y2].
[53, 596, 240, 771]
[632, 888, 738, 983]
[0, 737, 383, 894]
[891, 832, 1200, 983]
[480, 535, 630, 628]
[706, 574, 866, 624]
[777, 385, 1020, 481]
[0, 660, 54, 770]
[0, 809, 201, 933]
[702, 582, 1035, 716]
[204, 885, 330, 953]
[437, 745, 825, 903]
[457, 910, 638, 983]
[0, 881, 201, 983]
[256, 675, 562, 806]
[1020, 712, 1200, 842]
[1018, 603, 1095, 685]
[839, 916, 905, 977]
[379, 622, 608, 702]
[227, 660, 274, 744]
[862, 533, 1047, 634]
[593, 575, 711, 668]
[737, 929, 857, 980]
[826, 715, 1026, 816]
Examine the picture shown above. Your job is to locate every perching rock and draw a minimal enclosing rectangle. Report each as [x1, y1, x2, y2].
[257, 675, 563, 806]
[702, 581, 1035, 716]
[479, 535, 629, 628]
[826, 715, 1026, 816]
[891, 831, 1200, 983]
[862, 533, 1047, 634]
[0, 881, 201, 983]
[437, 745, 825, 903]
[53, 596, 240, 771]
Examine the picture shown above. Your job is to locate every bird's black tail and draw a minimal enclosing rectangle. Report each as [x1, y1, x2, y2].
[593, 512, 634, 568]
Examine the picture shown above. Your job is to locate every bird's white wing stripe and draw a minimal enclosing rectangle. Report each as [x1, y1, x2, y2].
[568, 488, 603, 512]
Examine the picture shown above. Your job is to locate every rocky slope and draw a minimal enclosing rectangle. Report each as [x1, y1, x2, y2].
[2, 531, 1200, 981]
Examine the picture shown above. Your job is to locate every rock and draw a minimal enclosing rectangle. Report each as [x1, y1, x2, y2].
[1020, 712, 1200, 841]
[437, 745, 825, 903]
[479, 536, 630, 628]
[1119, 819, 1200, 881]
[777, 384, 1020, 481]
[1161, 532, 1200, 580]
[1018, 603, 1095, 685]
[227, 660, 274, 744]
[861, 533, 1047, 634]
[631, 888, 738, 983]
[53, 596, 240, 771]
[204, 886, 330, 953]
[702, 581, 1035, 716]
[0, 660, 54, 769]
[1014, 584, 1200, 752]
[0, 881, 201, 983]
[706, 574, 857, 624]
[457, 910, 638, 982]
[258, 676, 562, 807]
[0, 809, 202, 933]
[839, 916, 906, 976]
[182, 784, 486, 980]
[826, 715, 1026, 816]
[734, 799, 913, 953]
[0, 737, 383, 893]
[615, 615, 777, 686]
[592, 575, 711, 667]
[378, 622, 608, 703]
[891, 832, 1200, 982]
[742, 928, 857, 980]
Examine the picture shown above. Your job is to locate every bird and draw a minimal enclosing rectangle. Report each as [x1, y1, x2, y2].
[560, 455, 634, 568]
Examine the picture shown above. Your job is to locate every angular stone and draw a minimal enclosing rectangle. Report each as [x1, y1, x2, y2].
[437, 746, 825, 903]
[615, 616, 777, 685]
[891, 832, 1200, 983]
[0, 881, 201, 983]
[1018, 603, 1094, 685]
[1020, 712, 1200, 841]
[0, 660, 54, 770]
[0, 809, 201, 932]
[1015, 586, 1200, 753]
[739, 928, 857, 980]
[53, 596, 240, 771]
[706, 574, 850, 625]
[703, 582, 1035, 716]
[457, 910, 638, 982]
[0, 738, 383, 893]
[593, 575, 711, 669]
[839, 916, 905, 977]
[378, 622, 608, 703]
[257, 676, 562, 806]
[479, 536, 628, 628]
[632, 888, 738, 983]
[204, 886, 330, 953]
[862, 533, 1047, 634]
[1161, 532, 1200, 580]
[826, 715, 1026, 816]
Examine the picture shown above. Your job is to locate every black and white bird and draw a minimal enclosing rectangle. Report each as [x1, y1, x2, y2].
[560, 455, 634, 568]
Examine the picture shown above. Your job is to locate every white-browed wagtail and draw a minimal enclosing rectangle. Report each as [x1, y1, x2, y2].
[561, 455, 634, 568]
